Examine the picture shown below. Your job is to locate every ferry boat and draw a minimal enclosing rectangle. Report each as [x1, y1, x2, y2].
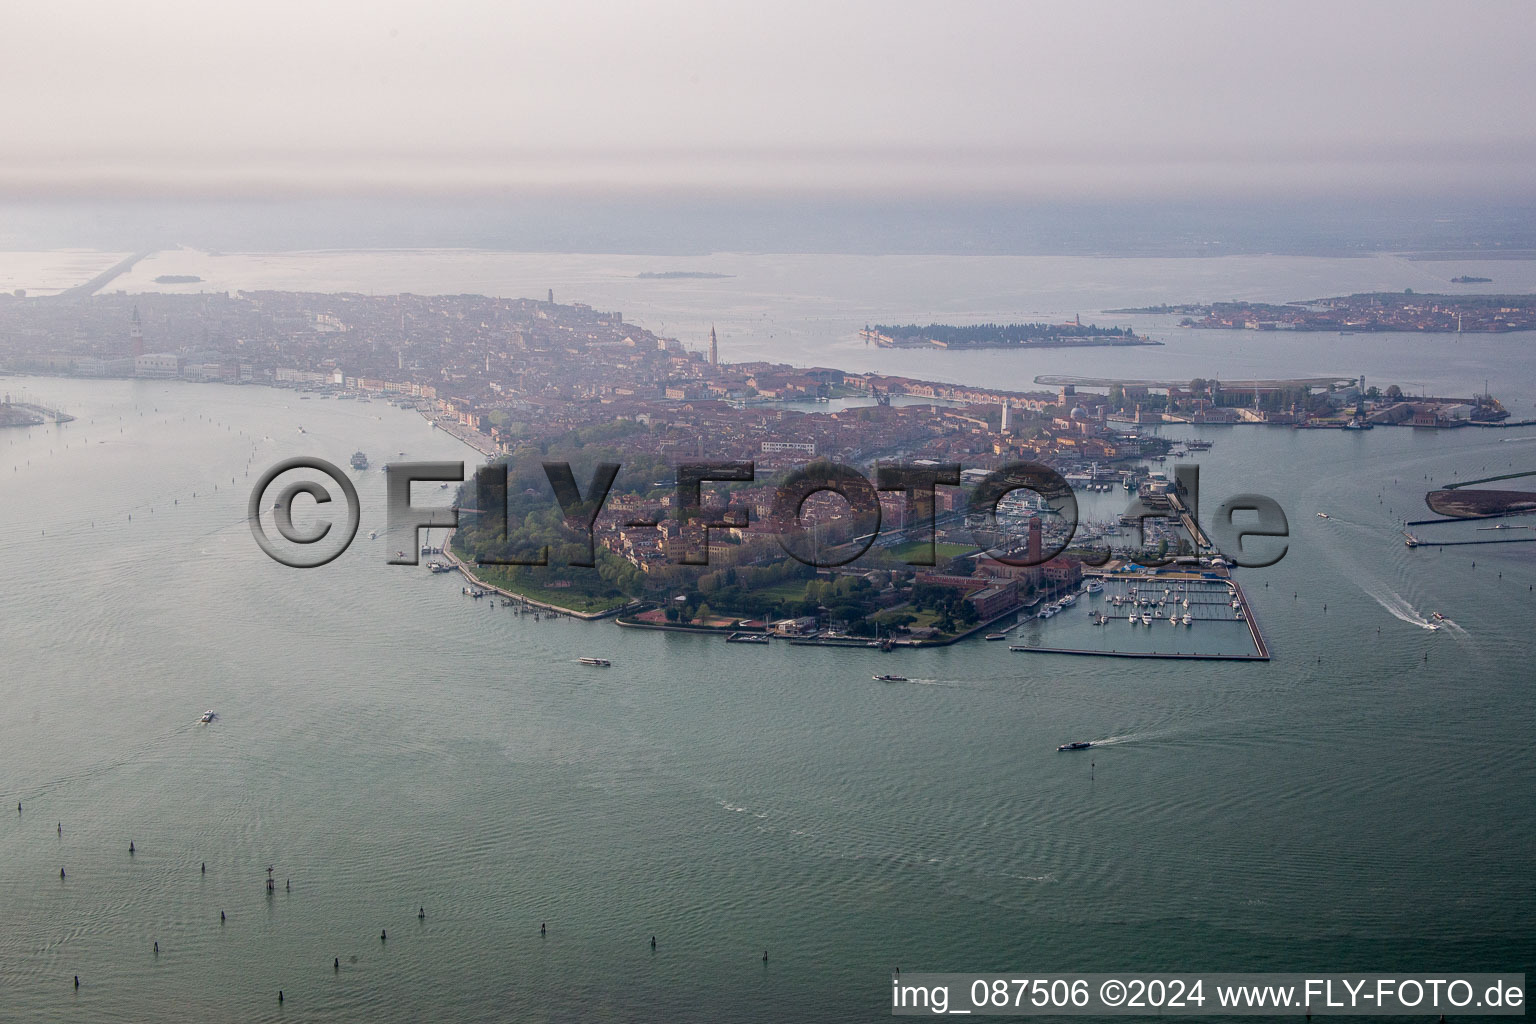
[351, 451, 369, 470]
[427, 561, 452, 573]
[873, 674, 908, 682]
[1059, 593, 1078, 608]
[578, 657, 611, 667]
[984, 632, 1009, 641]
[1057, 741, 1093, 752]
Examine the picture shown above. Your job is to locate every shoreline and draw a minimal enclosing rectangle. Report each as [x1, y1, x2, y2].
[437, 530, 625, 620]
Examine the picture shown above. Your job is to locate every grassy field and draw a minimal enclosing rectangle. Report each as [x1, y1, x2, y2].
[885, 541, 976, 564]
[871, 606, 944, 630]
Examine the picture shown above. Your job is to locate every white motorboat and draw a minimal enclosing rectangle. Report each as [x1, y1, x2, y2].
[199, 710, 217, 723]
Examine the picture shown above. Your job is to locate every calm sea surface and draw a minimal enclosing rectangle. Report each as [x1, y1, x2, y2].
[2, 251, 1536, 1021]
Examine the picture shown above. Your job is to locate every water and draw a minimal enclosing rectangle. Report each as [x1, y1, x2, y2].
[3, 256, 1536, 1020]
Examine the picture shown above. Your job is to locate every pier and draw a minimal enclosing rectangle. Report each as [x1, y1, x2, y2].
[1014, 647, 1267, 662]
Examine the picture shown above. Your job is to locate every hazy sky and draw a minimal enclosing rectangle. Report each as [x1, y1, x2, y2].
[3, 0, 1533, 199]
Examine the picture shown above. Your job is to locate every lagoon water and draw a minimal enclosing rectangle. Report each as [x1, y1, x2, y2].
[3, 252, 1536, 1020]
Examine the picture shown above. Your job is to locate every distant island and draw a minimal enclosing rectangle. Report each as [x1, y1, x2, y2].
[1451, 275, 1493, 283]
[1109, 292, 1536, 332]
[861, 321, 1157, 350]
[154, 275, 203, 284]
[636, 271, 735, 279]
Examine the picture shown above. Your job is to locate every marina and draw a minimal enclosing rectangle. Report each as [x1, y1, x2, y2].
[1011, 573, 1270, 660]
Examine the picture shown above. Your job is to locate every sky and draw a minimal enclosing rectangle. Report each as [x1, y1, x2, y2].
[2, 0, 1533, 199]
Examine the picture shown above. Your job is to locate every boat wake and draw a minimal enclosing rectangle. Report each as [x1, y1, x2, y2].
[1085, 733, 1139, 747]
[716, 799, 769, 819]
[1362, 583, 1451, 632]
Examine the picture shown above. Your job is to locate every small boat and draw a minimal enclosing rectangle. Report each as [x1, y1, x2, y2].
[873, 674, 908, 682]
[1059, 593, 1078, 607]
[1431, 611, 1446, 622]
[1008, 644, 1029, 651]
[578, 657, 611, 667]
[1316, 511, 1329, 519]
[368, 530, 378, 540]
[1182, 613, 1193, 626]
[984, 632, 1009, 641]
[1057, 741, 1093, 752]
[199, 710, 217, 723]
[1084, 580, 1104, 594]
[1140, 613, 1152, 625]
[351, 451, 369, 470]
